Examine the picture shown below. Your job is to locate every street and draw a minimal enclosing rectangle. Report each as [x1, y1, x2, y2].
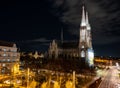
[98, 66, 120, 88]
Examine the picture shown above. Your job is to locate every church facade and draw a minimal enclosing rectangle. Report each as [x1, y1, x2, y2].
[48, 6, 94, 67]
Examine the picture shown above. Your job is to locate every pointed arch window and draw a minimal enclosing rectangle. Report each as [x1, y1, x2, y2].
[81, 50, 85, 57]
[81, 30, 86, 41]
[82, 45, 84, 48]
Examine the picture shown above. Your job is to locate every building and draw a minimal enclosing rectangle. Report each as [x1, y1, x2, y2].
[48, 6, 94, 67]
[79, 6, 94, 67]
[0, 41, 20, 74]
[48, 40, 79, 58]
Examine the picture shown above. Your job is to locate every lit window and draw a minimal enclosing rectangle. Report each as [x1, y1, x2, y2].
[82, 46, 84, 48]
[8, 59, 10, 62]
[3, 54, 6, 56]
[2, 64, 5, 66]
[2, 70, 4, 73]
[81, 50, 85, 57]
[3, 48, 6, 51]
[12, 49, 17, 52]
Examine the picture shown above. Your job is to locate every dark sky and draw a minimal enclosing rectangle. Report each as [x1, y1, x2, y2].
[0, 0, 120, 57]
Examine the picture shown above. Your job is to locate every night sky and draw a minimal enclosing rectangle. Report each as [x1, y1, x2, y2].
[0, 0, 120, 57]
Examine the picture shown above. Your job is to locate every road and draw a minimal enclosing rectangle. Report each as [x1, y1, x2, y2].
[98, 66, 120, 88]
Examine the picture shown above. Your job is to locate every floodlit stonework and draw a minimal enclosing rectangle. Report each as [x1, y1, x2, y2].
[0, 41, 20, 74]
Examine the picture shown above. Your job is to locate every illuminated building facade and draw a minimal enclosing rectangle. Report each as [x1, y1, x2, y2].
[79, 6, 94, 67]
[48, 40, 79, 58]
[0, 41, 20, 74]
[48, 6, 94, 67]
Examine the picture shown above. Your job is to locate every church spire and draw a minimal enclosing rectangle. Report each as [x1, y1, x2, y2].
[81, 6, 86, 26]
[86, 12, 91, 30]
[86, 12, 89, 24]
[61, 28, 63, 43]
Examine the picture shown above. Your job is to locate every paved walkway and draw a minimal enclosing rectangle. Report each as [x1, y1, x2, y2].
[82, 69, 107, 88]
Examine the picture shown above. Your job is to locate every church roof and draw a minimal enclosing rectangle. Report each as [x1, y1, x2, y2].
[0, 40, 15, 47]
[57, 41, 78, 49]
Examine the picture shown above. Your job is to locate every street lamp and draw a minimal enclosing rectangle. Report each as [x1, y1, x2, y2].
[73, 71, 75, 88]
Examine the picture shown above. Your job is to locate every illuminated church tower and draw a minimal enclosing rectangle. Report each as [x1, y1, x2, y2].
[48, 5, 94, 67]
[79, 6, 94, 67]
